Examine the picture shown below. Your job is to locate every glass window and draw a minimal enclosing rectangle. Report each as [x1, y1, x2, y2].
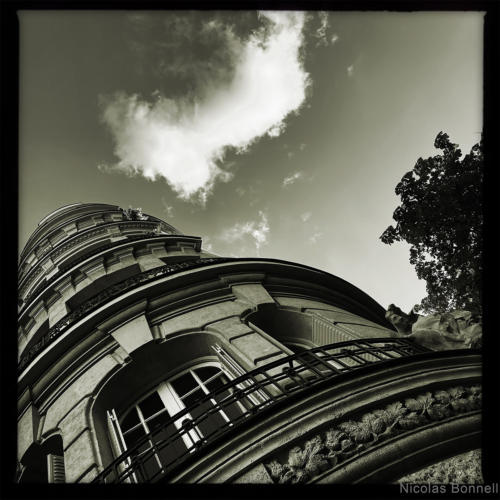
[108, 362, 245, 482]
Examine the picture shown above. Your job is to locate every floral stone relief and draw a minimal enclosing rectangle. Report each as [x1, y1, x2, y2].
[397, 449, 482, 484]
[265, 384, 481, 484]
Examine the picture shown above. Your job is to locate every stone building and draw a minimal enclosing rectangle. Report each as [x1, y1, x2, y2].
[17, 203, 481, 484]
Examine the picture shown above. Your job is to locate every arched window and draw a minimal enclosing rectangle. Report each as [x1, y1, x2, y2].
[106, 362, 245, 481]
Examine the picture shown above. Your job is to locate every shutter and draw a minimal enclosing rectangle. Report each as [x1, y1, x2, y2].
[47, 454, 65, 483]
[107, 409, 127, 456]
[106, 409, 137, 483]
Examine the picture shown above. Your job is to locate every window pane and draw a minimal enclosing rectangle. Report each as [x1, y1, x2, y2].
[212, 388, 244, 421]
[123, 424, 146, 450]
[171, 372, 198, 397]
[139, 391, 165, 420]
[205, 373, 227, 392]
[194, 401, 227, 438]
[121, 409, 141, 433]
[180, 386, 204, 406]
[148, 414, 188, 471]
[195, 366, 220, 382]
[183, 395, 226, 439]
[134, 441, 160, 482]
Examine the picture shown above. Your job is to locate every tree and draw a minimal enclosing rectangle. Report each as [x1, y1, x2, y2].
[380, 132, 483, 314]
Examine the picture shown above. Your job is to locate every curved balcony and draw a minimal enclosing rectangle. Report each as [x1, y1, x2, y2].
[93, 338, 433, 483]
[18, 258, 234, 371]
[19, 219, 180, 291]
[20, 204, 119, 263]
[18, 233, 202, 315]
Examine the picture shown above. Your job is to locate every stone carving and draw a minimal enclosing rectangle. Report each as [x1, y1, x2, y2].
[385, 304, 420, 334]
[121, 207, 149, 221]
[385, 305, 482, 351]
[397, 449, 483, 484]
[265, 384, 481, 484]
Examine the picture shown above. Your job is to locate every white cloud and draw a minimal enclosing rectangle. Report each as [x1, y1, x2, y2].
[347, 64, 354, 77]
[282, 171, 305, 187]
[299, 143, 306, 151]
[309, 231, 323, 244]
[220, 211, 270, 254]
[99, 11, 310, 204]
[331, 34, 339, 45]
[300, 211, 311, 222]
[201, 235, 214, 252]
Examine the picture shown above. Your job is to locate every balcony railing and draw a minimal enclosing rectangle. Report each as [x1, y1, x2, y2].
[18, 258, 234, 371]
[19, 220, 181, 289]
[20, 233, 159, 309]
[93, 338, 429, 484]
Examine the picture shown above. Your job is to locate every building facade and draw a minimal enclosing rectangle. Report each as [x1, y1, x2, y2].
[17, 203, 481, 484]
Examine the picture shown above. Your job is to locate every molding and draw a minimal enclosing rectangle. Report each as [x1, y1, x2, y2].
[220, 273, 267, 286]
[97, 299, 149, 335]
[19, 219, 178, 292]
[18, 259, 233, 371]
[19, 258, 399, 382]
[33, 336, 117, 414]
[19, 234, 180, 314]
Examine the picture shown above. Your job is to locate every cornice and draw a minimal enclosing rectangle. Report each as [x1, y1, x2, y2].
[19, 220, 177, 291]
[18, 258, 396, 377]
[20, 207, 122, 264]
[18, 258, 235, 371]
[19, 234, 202, 317]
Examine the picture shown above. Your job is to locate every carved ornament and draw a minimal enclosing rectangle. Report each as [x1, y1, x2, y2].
[265, 384, 481, 484]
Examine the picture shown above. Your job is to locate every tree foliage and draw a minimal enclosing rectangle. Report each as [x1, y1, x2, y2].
[381, 132, 482, 314]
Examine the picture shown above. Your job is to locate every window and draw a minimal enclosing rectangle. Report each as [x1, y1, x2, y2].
[107, 363, 245, 482]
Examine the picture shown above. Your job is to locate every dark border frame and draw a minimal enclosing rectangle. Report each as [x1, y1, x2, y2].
[1, 1, 498, 499]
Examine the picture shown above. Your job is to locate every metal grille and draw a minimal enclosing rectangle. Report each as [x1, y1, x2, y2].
[93, 337, 429, 483]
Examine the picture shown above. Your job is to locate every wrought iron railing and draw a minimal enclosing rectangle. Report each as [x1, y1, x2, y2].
[92, 338, 429, 483]
[19, 233, 159, 310]
[18, 258, 235, 371]
[19, 219, 181, 289]
[19, 231, 203, 312]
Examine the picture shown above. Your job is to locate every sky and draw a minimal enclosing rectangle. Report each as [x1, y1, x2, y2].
[18, 11, 483, 313]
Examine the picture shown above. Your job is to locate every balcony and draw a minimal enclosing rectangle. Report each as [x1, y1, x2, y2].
[93, 338, 432, 483]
